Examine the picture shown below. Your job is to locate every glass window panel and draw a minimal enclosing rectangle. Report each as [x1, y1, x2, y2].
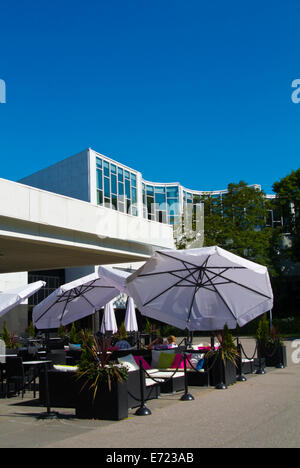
[104, 177, 110, 197]
[111, 175, 117, 194]
[96, 158, 102, 169]
[118, 167, 124, 182]
[146, 185, 154, 196]
[103, 161, 110, 177]
[147, 196, 155, 217]
[156, 210, 167, 223]
[97, 190, 103, 205]
[131, 187, 137, 203]
[96, 169, 102, 190]
[167, 199, 179, 215]
[118, 201, 125, 213]
[132, 206, 138, 217]
[155, 186, 165, 194]
[155, 192, 166, 207]
[126, 199, 131, 214]
[104, 197, 110, 208]
[111, 164, 116, 174]
[125, 179, 131, 198]
[166, 186, 179, 198]
[131, 173, 137, 187]
[125, 170, 130, 179]
[111, 195, 117, 210]
[118, 182, 124, 196]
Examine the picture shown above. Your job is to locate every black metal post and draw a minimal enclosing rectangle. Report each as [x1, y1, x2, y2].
[180, 352, 194, 401]
[135, 361, 151, 416]
[255, 341, 266, 375]
[215, 349, 227, 390]
[210, 333, 215, 350]
[236, 338, 247, 382]
[38, 362, 59, 420]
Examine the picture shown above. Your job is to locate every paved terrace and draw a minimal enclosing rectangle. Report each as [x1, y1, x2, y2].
[0, 338, 299, 448]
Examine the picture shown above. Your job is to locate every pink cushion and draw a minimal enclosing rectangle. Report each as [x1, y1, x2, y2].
[134, 355, 152, 370]
[170, 353, 192, 369]
[198, 346, 219, 351]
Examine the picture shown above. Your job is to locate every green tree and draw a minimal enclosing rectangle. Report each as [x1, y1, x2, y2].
[272, 168, 300, 261]
[200, 181, 274, 269]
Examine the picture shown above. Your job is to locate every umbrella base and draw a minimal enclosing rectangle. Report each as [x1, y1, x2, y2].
[215, 382, 227, 390]
[236, 374, 247, 382]
[37, 411, 60, 420]
[180, 392, 194, 401]
[135, 405, 152, 416]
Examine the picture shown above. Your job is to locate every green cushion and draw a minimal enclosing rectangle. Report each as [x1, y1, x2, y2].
[157, 352, 176, 369]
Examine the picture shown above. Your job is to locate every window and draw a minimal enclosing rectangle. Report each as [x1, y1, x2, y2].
[131, 173, 137, 187]
[104, 177, 110, 198]
[111, 174, 117, 194]
[167, 186, 179, 198]
[96, 169, 103, 190]
[103, 161, 110, 177]
[118, 167, 124, 182]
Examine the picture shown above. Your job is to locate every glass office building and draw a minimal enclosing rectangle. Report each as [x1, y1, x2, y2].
[19, 148, 280, 230]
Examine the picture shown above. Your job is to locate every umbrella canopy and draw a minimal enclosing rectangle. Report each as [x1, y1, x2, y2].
[126, 246, 274, 331]
[0, 281, 46, 319]
[97, 266, 130, 294]
[124, 297, 138, 332]
[33, 268, 128, 329]
[101, 300, 118, 334]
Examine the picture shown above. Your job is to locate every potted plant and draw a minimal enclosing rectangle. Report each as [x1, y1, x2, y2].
[256, 315, 286, 368]
[75, 331, 129, 420]
[206, 324, 239, 388]
[1, 323, 21, 354]
[256, 315, 287, 368]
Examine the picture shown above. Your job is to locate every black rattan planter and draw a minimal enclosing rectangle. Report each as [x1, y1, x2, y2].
[257, 341, 287, 368]
[265, 345, 287, 368]
[208, 353, 237, 388]
[75, 379, 128, 421]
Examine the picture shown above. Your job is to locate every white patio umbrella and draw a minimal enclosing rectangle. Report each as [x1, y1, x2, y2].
[124, 297, 138, 332]
[100, 300, 118, 334]
[0, 281, 46, 319]
[126, 246, 274, 331]
[33, 269, 126, 329]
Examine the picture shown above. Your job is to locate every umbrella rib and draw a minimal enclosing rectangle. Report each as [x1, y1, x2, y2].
[204, 267, 273, 300]
[202, 270, 239, 324]
[138, 267, 198, 278]
[142, 268, 201, 307]
[59, 289, 73, 323]
[158, 250, 203, 269]
[34, 296, 61, 324]
[186, 269, 203, 324]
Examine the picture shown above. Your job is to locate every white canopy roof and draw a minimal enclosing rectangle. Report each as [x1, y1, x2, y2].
[127, 246, 274, 331]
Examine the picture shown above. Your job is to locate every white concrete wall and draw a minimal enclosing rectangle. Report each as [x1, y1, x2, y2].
[0, 272, 29, 336]
[0, 178, 174, 250]
[0, 272, 28, 292]
[19, 149, 91, 202]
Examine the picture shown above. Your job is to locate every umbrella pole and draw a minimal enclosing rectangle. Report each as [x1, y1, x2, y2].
[236, 337, 247, 382]
[135, 361, 151, 416]
[180, 352, 194, 401]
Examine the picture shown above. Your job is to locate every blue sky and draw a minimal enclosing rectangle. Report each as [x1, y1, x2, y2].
[0, 0, 300, 194]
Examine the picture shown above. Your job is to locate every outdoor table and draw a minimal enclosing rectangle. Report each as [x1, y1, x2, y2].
[23, 361, 52, 401]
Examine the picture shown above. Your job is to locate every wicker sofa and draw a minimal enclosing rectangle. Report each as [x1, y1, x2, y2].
[39, 366, 160, 410]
